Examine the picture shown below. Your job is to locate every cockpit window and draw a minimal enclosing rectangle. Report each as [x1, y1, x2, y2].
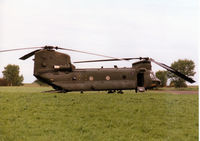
[150, 72, 156, 80]
[150, 71, 160, 82]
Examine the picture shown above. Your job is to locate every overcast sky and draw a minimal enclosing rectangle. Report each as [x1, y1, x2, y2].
[0, 0, 199, 84]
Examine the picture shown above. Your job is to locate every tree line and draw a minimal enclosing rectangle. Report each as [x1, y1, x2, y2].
[0, 64, 24, 86]
[0, 59, 196, 87]
[156, 59, 195, 87]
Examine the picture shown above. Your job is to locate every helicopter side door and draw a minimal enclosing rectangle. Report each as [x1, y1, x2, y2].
[137, 71, 145, 92]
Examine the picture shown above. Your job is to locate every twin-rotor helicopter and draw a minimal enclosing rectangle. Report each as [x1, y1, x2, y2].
[0, 46, 195, 93]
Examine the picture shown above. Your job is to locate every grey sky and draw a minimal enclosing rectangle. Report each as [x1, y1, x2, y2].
[0, 0, 199, 84]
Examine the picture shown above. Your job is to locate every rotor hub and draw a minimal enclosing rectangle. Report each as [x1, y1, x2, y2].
[43, 46, 59, 50]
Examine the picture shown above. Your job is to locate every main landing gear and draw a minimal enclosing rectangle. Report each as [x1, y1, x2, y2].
[107, 90, 124, 94]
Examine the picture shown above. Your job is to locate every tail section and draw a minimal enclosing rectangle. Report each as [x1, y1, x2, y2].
[34, 49, 75, 76]
[33, 49, 75, 90]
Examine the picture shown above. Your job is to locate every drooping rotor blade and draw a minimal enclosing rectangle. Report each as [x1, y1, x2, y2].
[58, 47, 126, 60]
[150, 58, 195, 83]
[0, 46, 124, 61]
[0, 47, 42, 53]
[74, 57, 149, 63]
[19, 49, 41, 60]
[0, 46, 59, 60]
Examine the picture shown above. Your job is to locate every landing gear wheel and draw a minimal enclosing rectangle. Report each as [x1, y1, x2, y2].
[107, 90, 115, 94]
[117, 90, 124, 94]
[135, 88, 138, 93]
[59, 89, 68, 93]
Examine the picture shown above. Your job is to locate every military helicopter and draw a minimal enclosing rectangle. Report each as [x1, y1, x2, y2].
[0, 46, 195, 93]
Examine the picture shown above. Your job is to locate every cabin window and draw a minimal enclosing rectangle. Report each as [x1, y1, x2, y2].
[72, 76, 77, 80]
[122, 75, 127, 79]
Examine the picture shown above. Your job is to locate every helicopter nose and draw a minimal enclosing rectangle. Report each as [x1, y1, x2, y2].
[151, 80, 161, 87]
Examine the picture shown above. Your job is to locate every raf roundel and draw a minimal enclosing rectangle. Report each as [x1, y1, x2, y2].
[106, 75, 110, 80]
[89, 76, 94, 81]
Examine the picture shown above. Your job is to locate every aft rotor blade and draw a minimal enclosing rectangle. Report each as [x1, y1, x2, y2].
[19, 49, 41, 60]
[58, 47, 125, 60]
[0, 47, 42, 53]
[74, 57, 146, 63]
[150, 58, 195, 83]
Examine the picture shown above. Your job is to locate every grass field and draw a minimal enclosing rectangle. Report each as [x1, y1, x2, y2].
[0, 87, 198, 141]
[156, 86, 199, 91]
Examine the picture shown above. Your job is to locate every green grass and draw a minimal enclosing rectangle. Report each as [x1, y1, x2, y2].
[157, 86, 199, 91]
[0, 87, 198, 141]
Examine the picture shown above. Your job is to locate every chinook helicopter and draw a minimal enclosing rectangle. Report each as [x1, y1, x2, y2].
[0, 46, 195, 93]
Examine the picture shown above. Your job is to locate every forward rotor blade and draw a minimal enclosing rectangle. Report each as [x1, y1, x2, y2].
[19, 49, 41, 60]
[74, 57, 146, 63]
[150, 58, 195, 83]
[0, 47, 42, 53]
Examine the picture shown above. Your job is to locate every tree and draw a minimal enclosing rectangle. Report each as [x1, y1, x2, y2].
[2, 64, 24, 86]
[155, 70, 167, 87]
[167, 59, 195, 88]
